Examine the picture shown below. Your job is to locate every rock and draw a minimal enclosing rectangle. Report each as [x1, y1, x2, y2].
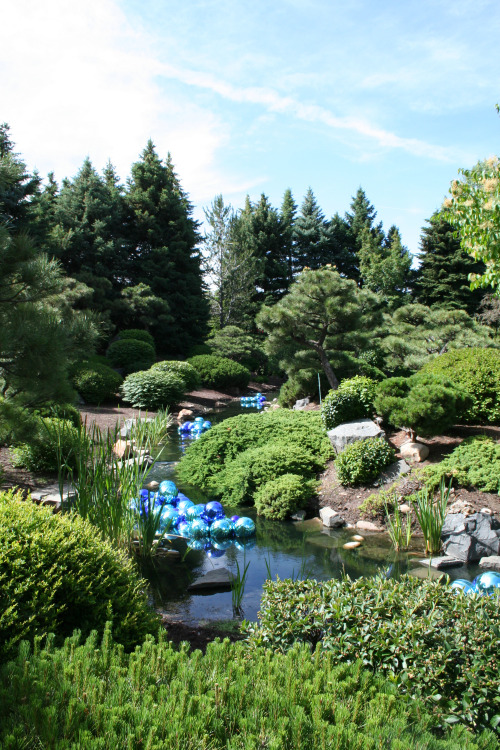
[292, 397, 310, 411]
[448, 499, 475, 516]
[351, 534, 364, 542]
[379, 460, 411, 485]
[399, 504, 411, 514]
[113, 439, 134, 459]
[408, 565, 445, 582]
[146, 480, 159, 491]
[177, 408, 195, 423]
[479, 555, 500, 571]
[119, 417, 154, 439]
[327, 419, 385, 454]
[442, 512, 500, 562]
[400, 441, 429, 462]
[356, 520, 383, 532]
[480, 507, 493, 515]
[319, 507, 345, 528]
[187, 568, 234, 591]
[343, 541, 361, 549]
[156, 548, 180, 559]
[417, 556, 463, 569]
[291, 510, 306, 522]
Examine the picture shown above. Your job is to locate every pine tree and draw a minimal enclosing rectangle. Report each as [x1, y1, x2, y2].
[345, 187, 384, 248]
[413, 210, 486, 314]
[0, 123, 40, 230]
[292, 189, 332, 273]
[280, 188, 297, 286]
[358, 225, 412, 309]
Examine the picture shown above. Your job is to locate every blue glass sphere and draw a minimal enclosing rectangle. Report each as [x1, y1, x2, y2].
[159, 480, 178, 498]
[473, 571, 500, 591]
[158, 507, 179, 533]
[187, 539, 205, 550]
[206, 546, 226, 558]
[177, 498, 195, 514]
[177, 520, 192, 537]
[203, 421, 211, 429]
[234, 537, 257, 551]
[190, 518, 210, 540]
[211, 538, 234, 551]
[205, 501, 224, 520]
[234, 517, 256, 538]
[230, 515, 240, 523]
[200, 512, 213, 526]
[186, 503, 206, 521]
[210, 517, 233, 541]
[450, 579, 474, 594]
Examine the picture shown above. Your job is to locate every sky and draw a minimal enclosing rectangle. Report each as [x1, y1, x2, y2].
[1, 0, 500, 259]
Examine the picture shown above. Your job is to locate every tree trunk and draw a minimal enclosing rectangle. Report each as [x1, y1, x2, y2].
[316, 346, 339, 390]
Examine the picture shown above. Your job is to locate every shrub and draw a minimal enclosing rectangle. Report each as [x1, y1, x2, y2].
[247, 574, 500, 736]
[0, 629, 483, 750]
[117, 328, 156, 349]
[335, 437, 395, 486]
[107, 339, 156, 374]
[151, 359, 201, 391]
[121, 369, 186, 410]
[71, 363, 123, 405]
[0, 491, 159, 663]
[321, 376, 377, 430]
[423, 436, 500, 494]
[187, 354, 250, 390]
[177, 411, 334, 491]
[208, 326, 267, 372]
[254, 473, 316, 520]
[421, 348, 500, 425]
[33, 402, 81, 429]
[374, 372, 471, 439]
[10, 417, 80, 472]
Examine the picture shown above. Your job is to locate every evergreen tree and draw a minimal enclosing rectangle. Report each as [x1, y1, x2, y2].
[358, 225, 412, 309]
[327, 212, 360, 280]
[292, 189, 333, 273]
[280, 188, 297, 285]
[345, 187, 384, 249]
[126, 142, 209, 354]
[0, 123, 39, 230]
[413, 210, 486, 314]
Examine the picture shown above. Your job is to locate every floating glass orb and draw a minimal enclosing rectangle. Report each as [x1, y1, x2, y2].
[230, 515, 240, 523]
[450, 579, 474, 594]
[194, 416, 204, 423]
[159, 480, 178, 498]
[190, 518, 210, 540]
[177, 499, 195, 514]
[234, 517, 256, 538]
[187, 539, 205, 550]
[186, 503, 206, 521]
[211, 538, 234, 551]
[177, 520, 192, 537]
[210, 517, 233, 541]
[140, 489, 152, 500]
[203, 421, 212, 429]
[473, 571, 500, 591]
[234, 537, 256, 551]
[200, 513, 213, 526]
[205, 501, 224, 520]
[158, 507, 179, 533]
[206, 546, 225, 558]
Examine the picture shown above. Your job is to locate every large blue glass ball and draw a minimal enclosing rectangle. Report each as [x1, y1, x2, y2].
[159, 480, 178, 498]
[210, 517, 233, 541]
[177, 520, 192, 537]
[234, 517, 256, 538]
[190, 518, 210, 540]
[158, 507, 179, 533]
[202, 421, 211, 429]
[211, 538, 234, 551]
[187, 539, 205, 550]
[206, 547, 225, 558]
[177, 499, 195, 514]
[450, 579, 474, 594]
[186, 503, 206, 521]
[194, 416, 204, 423]
[473, 571, 500, 591]
[205, 501, 224, 520]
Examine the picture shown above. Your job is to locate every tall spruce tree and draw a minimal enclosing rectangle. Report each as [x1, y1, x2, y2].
[280, 188, 297, 287]
[345, 187, 384, 249]
[358, 225, 412, 309]
[0, 123, 40, 230]
[126, 142, 209, 354]
[413, 210, 486, 314]
[292, 189, 333, 273]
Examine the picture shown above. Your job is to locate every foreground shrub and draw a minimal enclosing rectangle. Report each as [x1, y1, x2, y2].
[10, 417, 80, 472]
[177, 411, 333, 491]
[151, 359, 201, 391]
[107, 339, 156, 374]
[321, 376, 377, 430]
[0, 628, 489, 750]
[421, 348, 500, 425]
[121, 369, 186, 410]
[117, 328, 156, 350]
[0, 492, 159, 663]
[254, 473, 316, 520]
[187, 354, 250, 390]
[335, 437, 395, 486]
[33, 402, 81, 429]
[423, 436, 500, 494]
[71, 363, 123, 404]
[247, 574, 500, 735]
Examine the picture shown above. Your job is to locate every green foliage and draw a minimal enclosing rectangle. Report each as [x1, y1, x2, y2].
[321, 376, 377, 430]
[254, 473, 316, 520]
[151, 359, 201, 391]
[0, 491, 159, 663]
[247, 574, 500, 736]
[413, 478, 451, 555]
[177, 410, 333, 492]
[374, 372, 471, 438]
[335, 437, 395, 486]
[10, 417, 80, 472]
[0, 628, 486, 750]
[106, 338, 156, 374]
[32, 402, 81, 429]
[118, 328, 156, 349]
[423, 437, 500, 494]
[208, 325, 267, 372]
[187, 354, 250, 390]
[421, 348, 500, 424]
[71, 363, 122, 404]
[278, 376, 315, 407]
[121, 369, 186, 410]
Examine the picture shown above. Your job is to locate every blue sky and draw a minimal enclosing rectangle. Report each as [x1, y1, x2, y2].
[1, 0, 499, 258]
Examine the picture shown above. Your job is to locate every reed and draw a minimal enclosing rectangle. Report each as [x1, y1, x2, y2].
[385, 502, 412, 551]
[232, 556, 250, 617]
[412, 477, 451, 556]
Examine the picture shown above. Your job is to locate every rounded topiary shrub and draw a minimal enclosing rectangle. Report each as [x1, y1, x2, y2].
[151, 360, 201, 391]
[71, 363, 123, 405]
[117, 329, 156, 350]
[0, 491, 159, 662]
[321, 376, 377, 430]
[107, 339, 156, 375]
[187, 354, 250, 390]
[10, 417, 80, 473]
[421, 347, 500, 425]
[121, 369, 186, 410]
[33, 402, 81, 429]
[254, 473, 315, 520]
[335, 437, 395, 486]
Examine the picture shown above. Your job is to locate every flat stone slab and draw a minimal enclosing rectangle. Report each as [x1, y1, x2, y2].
[356, 520, 384, 532]
[417, 556, 463, 569]
[379, 460, 411, 485]
[479, 555, 500, 571]
[327, 419, 385, 454]
[319, 507, 345, 528]
[187, 568, 234, 592]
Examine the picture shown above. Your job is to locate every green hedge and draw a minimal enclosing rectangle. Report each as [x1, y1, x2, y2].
[121, 369, 186, 410]
[71, 363, 123, 405]
[254, 473, 316, 520]
[117, 329, 156, 349]
[247, 574, 500, 736]
[151, 359, 201, 391]
[0, 492, 159, 663]
[0, 628, 490, 749]
[187, 354, 250, 390]
[321, 376, 377, 430]
[335, 437, 395, 486]
[10, 417, 80, 472]
[421, 348, 500, 425]
[107, 339, 156, 374]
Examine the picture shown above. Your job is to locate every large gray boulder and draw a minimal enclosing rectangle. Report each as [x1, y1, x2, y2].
[441, 512, 500, 562]
[327, 418, 385, 454]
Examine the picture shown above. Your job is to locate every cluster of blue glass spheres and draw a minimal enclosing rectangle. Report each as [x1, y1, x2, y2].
[136, 479, 256, 558]
[240, 393, 267, 408]
[450, 571, 500, 595]
[178, 416, 212, 436]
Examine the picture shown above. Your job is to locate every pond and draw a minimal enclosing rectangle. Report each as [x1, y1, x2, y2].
[143, 399, 481, 624]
